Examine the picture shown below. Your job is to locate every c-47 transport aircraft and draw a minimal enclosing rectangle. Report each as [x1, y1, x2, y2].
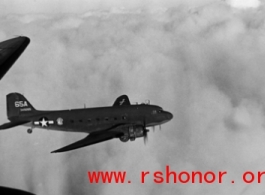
[0, 93, 173, 153]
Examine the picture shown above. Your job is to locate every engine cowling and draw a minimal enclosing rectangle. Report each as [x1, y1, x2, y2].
[119, 125, 145, 142]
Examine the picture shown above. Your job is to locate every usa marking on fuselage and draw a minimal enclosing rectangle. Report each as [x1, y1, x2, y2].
[34, 117, 54, 127]
[0, 93, 173, 153]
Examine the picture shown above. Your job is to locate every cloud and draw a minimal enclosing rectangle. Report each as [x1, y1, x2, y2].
[0, 0, 216, 15]
[1, 1, 265, 195]
[226, 0, 261, 9]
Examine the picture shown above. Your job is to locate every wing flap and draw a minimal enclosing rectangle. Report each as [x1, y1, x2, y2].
[51, 131, 122, 153]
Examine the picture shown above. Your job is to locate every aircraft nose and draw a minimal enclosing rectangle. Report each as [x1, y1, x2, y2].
[164, 111, 173, 120]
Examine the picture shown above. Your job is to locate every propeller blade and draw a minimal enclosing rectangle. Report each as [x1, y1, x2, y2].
[143, 129, 149, 145]
[144, 134, 148, 144]
[142, 117, 149, 145]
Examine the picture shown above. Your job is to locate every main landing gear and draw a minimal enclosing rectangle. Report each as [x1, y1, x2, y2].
[27, 128, 33, 134]
[119, 135, 129, 142]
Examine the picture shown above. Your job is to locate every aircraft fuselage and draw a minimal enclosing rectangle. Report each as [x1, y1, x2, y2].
[1, 93, 173, 152]
[22, 104, 172, 133]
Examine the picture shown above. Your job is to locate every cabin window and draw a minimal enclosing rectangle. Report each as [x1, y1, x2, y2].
[114, 117, 117, 120]
[152, 110, 157, 114]
[105, 117, 109, 121]
[79, 120, 83, 123]
[87, 119, 91, 123]
[71, 120, 74, 123]
[122, 116, 127, 120]
[96, 118, 100, 121]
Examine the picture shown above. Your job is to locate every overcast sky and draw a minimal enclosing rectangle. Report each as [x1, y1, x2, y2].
[1, 0, 265, 195]
[0, 0, 262, 15]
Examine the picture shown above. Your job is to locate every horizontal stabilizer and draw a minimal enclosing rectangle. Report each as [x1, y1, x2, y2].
[113, 95, 131, 106]
[0, 120, 30, 130]
[51, 131, 122, 153]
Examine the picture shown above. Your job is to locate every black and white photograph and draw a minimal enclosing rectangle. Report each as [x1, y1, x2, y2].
[0, 0, 265, 194]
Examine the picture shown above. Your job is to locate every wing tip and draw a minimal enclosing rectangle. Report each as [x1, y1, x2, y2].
[51, 149, 63, 153]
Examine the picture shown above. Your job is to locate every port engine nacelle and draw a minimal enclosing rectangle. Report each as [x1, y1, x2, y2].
[119, 125, 145, 142]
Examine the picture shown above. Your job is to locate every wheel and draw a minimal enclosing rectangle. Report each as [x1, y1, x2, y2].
[130, 137, 135, 141]
[27, 129, 32, 134]
[119, 135, 129, 142]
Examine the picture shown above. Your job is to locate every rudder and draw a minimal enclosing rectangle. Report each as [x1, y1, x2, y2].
[7, 93, 35, 120]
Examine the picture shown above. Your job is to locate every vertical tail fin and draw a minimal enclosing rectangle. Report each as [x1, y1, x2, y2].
[7, 93, 35, 120]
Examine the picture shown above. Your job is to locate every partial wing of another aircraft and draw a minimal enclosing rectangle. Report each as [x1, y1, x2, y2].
[0, 36, 30, 80]
[0, 186, 35, 195]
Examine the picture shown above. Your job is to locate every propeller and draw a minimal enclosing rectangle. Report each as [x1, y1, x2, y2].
[143, 129, 148, 144]
[143, 117, 149, 144]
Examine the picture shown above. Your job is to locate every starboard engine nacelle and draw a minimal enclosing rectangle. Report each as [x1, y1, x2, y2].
[119, 125, 146, 142]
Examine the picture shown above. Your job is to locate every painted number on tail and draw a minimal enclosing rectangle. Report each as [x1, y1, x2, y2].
[15, 101, 28, 107]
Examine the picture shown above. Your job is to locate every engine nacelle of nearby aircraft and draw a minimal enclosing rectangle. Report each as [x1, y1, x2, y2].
[119, 125, 145, 142]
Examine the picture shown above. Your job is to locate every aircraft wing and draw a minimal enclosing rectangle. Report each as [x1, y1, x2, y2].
[51, 131, 123, 153]
[0, 120, 30, 130]
[0, 186, 35, 195]
[0, 36, 30, 80]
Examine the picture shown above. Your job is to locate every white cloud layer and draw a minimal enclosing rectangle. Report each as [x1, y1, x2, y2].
[227, 0, 261, 9]
[0, 0, 265, 195]
[0, 0, 230, 15]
